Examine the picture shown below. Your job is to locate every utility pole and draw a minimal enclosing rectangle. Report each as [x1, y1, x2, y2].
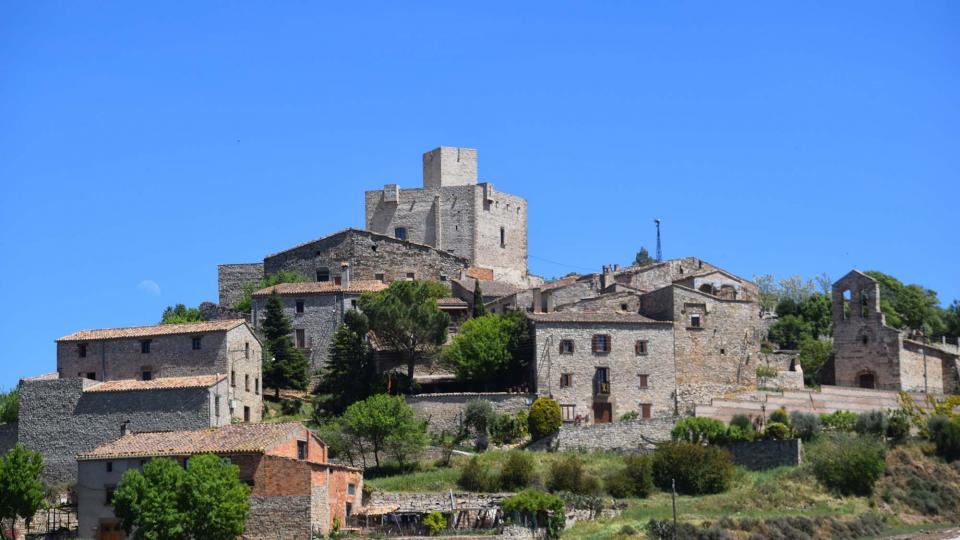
[671, 478, 678, 540]
[655, 219, 663, 262]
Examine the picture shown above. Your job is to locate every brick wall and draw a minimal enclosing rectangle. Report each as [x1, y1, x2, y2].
[406, 393, 534, 434]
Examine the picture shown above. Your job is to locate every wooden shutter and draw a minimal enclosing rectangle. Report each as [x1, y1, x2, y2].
[641, 403, 651, 419]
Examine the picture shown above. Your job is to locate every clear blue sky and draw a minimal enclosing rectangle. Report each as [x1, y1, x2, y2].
[1, 2, 957, 389]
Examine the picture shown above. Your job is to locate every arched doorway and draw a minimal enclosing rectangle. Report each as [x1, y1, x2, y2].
[857, 372, 877, 389]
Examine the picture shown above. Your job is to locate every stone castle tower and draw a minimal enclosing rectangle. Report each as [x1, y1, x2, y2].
[364, 147, 530, 286]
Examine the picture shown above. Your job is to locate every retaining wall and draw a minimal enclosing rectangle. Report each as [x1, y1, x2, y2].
[535, 417, 676, 452]
[406, 393, 534, 433]
[725, 438, 802, 470]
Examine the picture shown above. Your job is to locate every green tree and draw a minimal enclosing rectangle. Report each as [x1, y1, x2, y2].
[261, 292, 310, 398]
[797, 338, 832, 386]
[767, 314, 812, 349]
[233, 271, 309, 314]
[472, 279, 486, 318]
[113, 455, 249, 540]
[0, 388, 17, 424]
[160, 304, 203, 325]
[634, 247, 654, 266]
[0, 445, 45, 540]
[528, 397, 562, 440]
[444, 315, 513, 387]
[864, 271, 947, 335]
[314, 310, 378, 417]
[341, 394, 427, 468]
[359, 281, 450, 393]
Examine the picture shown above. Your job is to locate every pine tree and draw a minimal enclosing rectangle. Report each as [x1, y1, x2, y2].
[314, 310, 377, 417]
[472, 279, 486, 318]
[261, 292, 310, 398]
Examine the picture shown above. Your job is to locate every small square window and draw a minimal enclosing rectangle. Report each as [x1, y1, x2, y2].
[561, 405, 576, 422]
[140, 340, 151, 354]
[142, 370, 152, 381]
[635, 340, 648, 355]
[394, 227, 407, 241]
[638, 374, 649, 389]
[690, 314, 701, 328]
[375, 273, 385, 282]
[592, 335, 611, 354]
[317, 268, 331, 282]
[559, 340, 575, 354]
[348, 483, 356, 496]
[86, 372, 96, 381]
[406, 272, 415, 280]
[78, 343, 88, 358]
[192, 337, 202, 350]
[296, 300, 305, 314]
[560, 373, 572, 388]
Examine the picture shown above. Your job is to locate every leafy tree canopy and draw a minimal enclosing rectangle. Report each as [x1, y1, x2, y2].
[865, 271, 951, 336]
[0, 444, 45, 538]
[112, 454, 250, 540]
[0, 388, 17, 425]
[774, 293, 831, 340]
[160, 304, 203, 325]
[767, 314, 812, 350]
[341, 394, 427, 469]
[634, 247, 655, 267]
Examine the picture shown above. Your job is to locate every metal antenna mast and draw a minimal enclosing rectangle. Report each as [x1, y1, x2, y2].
[655, 219, 662, 262]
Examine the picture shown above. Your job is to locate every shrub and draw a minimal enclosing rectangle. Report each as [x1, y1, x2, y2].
[423, 512, 446, 535]
[724, 425, 753, 443]
[501, 490, 565, 539]
[768, 407, 789, 427]
[928, 415, 960, 462]
[515, 410, 529, 439]
[671, 417, 727, 445]
[652, 442, 734, 495]
[729, 414, 752, 431]
[623, 454, 654, 498]
[886, 409, 911, 443]
[789, 411, 821, 441]
[528, 398, 562, 440]
[499, 452, 535, 490]
[620, 411, 639, 422]
[458, 457, 499, 492]
[755, 365, 778, 379]
[763, 422, 790, 440]
[604, 471, 634, 498]
[855, 410, 888, 437]
[618, 524, 637, 537]
[281, 399, 304, 416]
[547, 455, 601, 495]
[463, 399, 496, 436]
[490, 413, 525, 445]
[820, 410, 858, 432]
[809, 433, 886, 495]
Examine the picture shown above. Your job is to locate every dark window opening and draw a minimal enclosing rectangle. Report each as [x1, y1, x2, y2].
[317, 268, 330, 282]
[215, 396, 221, 417]
[105, 486, 116, 506]
[394, 227, 407, 241]
[500, 227, 506, 248]
[858, 373, 876, 389]
[559, 339, 575, 354]
[86, 372, 96, 380]
[860, 290, 870, 318]
[560, 373, 572, 387]
[192, 337, 202, 350]
[78, 343, 87, 358]
[255, 378, 260, 395]
[348, 483, 356, 496]
[375, 273, 385, 282]
[231, 371, 236, 387]
[296, 300, 305, 314]
[296, 329, 306, 349]
[620, 303, 629, 311]
[140, 340, 151, 354]
[690, 314, 701, 328]
[635, 340, 648, 355]
[245, 374, 250, 392]
[297, 440, 308, 460]
[334, 276, 341, 285]
[595, 367, 610, 395]
[243, 406, 251, 422]
[862, 335, 869, 345]
[141, 370, 152, 381]
[641, 403, 652, 419]
[106, 461, 113, 472]
[406, 272, 415, 280]
[639, 374, 649, 389]
[245, 342, 250, 359]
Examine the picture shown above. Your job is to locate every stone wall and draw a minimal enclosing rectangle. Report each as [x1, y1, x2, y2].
[615, 258, 759, 303]
[18, 378, 221, 484]
[367, 491, 511, 512]
[244, 495, 313, 540]
[218, 263, 264, 308]
[406, 393, 534, 433]
[548, 417, 676, 452]
[725, 438, 802, 470]
[0, 422, 17, 453]
[556, 291, 642, 314]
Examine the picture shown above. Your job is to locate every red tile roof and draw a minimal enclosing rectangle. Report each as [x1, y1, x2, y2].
[84, 375, 226, 393]
[436, 297, 468, 308]
[57, 320, 247, 342]
[78, 423, 308, 460]
[251, 280, 387, 297]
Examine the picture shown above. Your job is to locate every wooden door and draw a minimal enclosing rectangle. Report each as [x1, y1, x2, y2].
[100, 521, 124, 540]
[593, 402, 612, 424]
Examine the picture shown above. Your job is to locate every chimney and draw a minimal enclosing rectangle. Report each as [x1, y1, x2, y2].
[120, 420, 130, 438]
[340, 262, 350, 289]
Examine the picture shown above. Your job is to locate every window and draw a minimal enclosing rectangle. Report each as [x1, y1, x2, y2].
[595, 367, 610, 395]
[351, 299, 357, 308]
[106, 461, 113, 472]
[620, 303, 629, 311]
[334, 276, 342, 285]
[86, 372, 96, 380]
[842, 289, 851, 320]
[592, 334, 611, 354]
[500, 226, 506, 248]
[862, 335, 869, 345]
[595, 367, 610, 383]
[105, 485, 116, 506]
[638, 374, 649, 389]
[297, 440, 308, 460]
[406, 272, 415, 280]
[317, 268, 330, 282]
[860, 290, 870, 318]
[215, 395, 221, 417]
[559, 339, 575, 354]
[635, 340, 648, 355]
[255, 378, 260, 395]
[245, 342, 250, 359]
[78, 343, 87, 358]
[244, 406, 251, 422]
[689, 314, 701, 328]
[348, 483, 356, 496]
[394, 227, 407, 241]
[245, 374, 250, 392]
[192, 336, 202, 350]
[560, 373, 572, 388]
[561, 404, 576, 422]
[141, 370, 152, 381]
[231, 370, 236, 387]
[296, 329, 306, 348]
[640, 403, 652, 419]
[375, 273, 385, 282]
[140, 340, 151, 354]
[296, 300, 305, 314]
[346, 502, 353, 518]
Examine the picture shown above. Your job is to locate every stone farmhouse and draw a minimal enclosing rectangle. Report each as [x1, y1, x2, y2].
[77, 422, 361, 540]
[832, 270, 959, 394]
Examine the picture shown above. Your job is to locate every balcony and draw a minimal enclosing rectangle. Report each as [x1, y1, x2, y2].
[594, 382, 611, 396]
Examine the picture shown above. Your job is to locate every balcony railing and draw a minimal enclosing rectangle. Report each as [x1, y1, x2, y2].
[594, 382, 611, 395]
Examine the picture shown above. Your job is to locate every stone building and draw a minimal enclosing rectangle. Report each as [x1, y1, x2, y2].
[609, 257, 759, 303]
[56, 319, 262, 422]
[76, 422, 362, 540]
[365, 147, 534, 287]
[17, 374, 230, 484]
[251, 279, 387, 374]
[832, 270, 960, 393]
[529, 312, 676, 424]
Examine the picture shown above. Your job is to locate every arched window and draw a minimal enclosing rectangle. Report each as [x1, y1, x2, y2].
[857, 372, 877, 389]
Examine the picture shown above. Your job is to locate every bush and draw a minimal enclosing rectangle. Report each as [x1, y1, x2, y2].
[729, 414, 752, 431]
[820, 410, 858, 432]
[423, 512, 446, 535]
[809, 433, 886, 496]
[499, 452, 535, 490]
[490, 413, 525, 445]
[789, 411, 821, 441]
[280, 399, 304, 416]
[886, 409, 911, 443]
[671, 417, 727, 445]
[855, 410, 888, 437]
[528, 398, 562, 440]
[501, 490, 565, 539]
[724, 425, 753, 443]
[604, 471, 634, 499]
[763, 422, 790, 440]
[755, 365, 778, 379]
[620, 411, 639, 422]
[768, 407, 789, 427]
[458, 457, 499, 492]
[464, 399, 496, 437]
[623, 454, 654, 498]
[928, 415, 960, 462]
[546, 455, 601, 495]
[652, 442, 734, 495]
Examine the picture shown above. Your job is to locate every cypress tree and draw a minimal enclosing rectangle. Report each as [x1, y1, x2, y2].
[261, 292, 310, 398]
[472, 279, 486, 318]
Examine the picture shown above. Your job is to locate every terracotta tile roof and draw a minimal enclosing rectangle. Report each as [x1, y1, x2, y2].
[78, 422, 307, 460]
[57, 320, 247, 343]
[436, 297, 468, 308]
[527, 312, 671, 324]
[84, 375, 226, 393]
[252, 280, 387, 297]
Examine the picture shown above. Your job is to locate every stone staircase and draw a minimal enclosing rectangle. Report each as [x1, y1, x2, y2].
[694, 385, 923, 423]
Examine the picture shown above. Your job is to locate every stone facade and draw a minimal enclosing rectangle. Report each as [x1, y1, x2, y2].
[612, 258, 759, 303]
[263, 228, 468, 287]
[57, 321, 262, 422]
[530, 313, 676, 424]
[367, 491, 510, 514]
[365, 147, 530, 286]
[725, 438, 802, 470]
[832, 270, 960, 394]
[218, 263, 265, 308]
[405, 393, 535, 433]
[556, 291, 642, 314]
[19, 377, 227, 484]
